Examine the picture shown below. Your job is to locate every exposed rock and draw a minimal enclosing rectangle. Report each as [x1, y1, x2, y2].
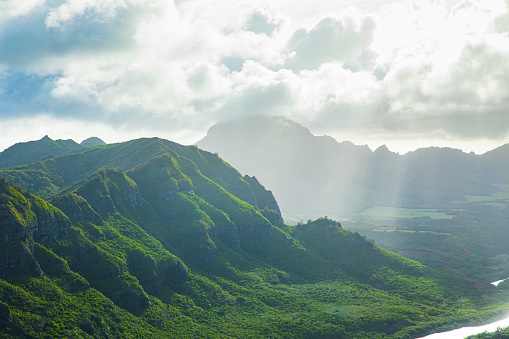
[243, 175, 284, 225]
[0, 199, 41, 277]
[127, 249, 159, 295]
[31, 198, 71, 243]
[214, 223, 241, 249]
[111, 287, 150, 315]
[126, 252, 189, 297]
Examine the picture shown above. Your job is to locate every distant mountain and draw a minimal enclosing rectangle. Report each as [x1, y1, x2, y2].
[0, 135, 83, 168]
[0, 136, 490, 338]
[196, 116, 504, 218]
[80, 136, 106, 148]
[197, 116, 374, 217]
[0, 135, 107, 169]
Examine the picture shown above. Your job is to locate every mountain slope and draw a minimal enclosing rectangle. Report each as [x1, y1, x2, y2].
[195, 115, 509, 285]
[197, 116, 374, 217]
[0, 137, 506, 338]
[0, 136, 84, 169]
[196, 115, 504, 217]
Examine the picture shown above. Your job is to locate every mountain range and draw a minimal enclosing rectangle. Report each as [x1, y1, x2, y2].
[0, 136, 106, 169]
[0, 135, 505, 338]
[196, 115, 509, 218]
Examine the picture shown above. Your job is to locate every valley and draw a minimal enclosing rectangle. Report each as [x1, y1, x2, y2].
[0, 136, 508, 338]
[3, 0, 509, 337]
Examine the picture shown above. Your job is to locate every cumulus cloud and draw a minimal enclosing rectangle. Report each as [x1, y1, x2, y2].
[0, 0, 43, 19]
[371, 0, 509, 140]
[284, 14, 377, 71]
[383, 39, 509, 138]
[1, 0, 509, 153]
[0, 1, 149, 69]
[244, 5, 284, 35]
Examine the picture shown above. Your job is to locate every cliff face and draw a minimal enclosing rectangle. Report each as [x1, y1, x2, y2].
[0, 179, 70, 277]
[243, 175, 284, 225]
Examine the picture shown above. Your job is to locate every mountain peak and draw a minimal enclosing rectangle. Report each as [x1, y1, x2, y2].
[0, 136, 82, 169]
[81, 137, 106, 148]
[374, 144, 390, 153]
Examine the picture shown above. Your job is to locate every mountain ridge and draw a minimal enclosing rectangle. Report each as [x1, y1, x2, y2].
[196, 115, 505, 217]
[0, 135, 106, 169]
[0, 135, 500, 338]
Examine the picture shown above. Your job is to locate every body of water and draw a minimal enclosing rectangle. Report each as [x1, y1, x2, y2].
[418, 278, 509, 338]
[418, 315, 509, 338]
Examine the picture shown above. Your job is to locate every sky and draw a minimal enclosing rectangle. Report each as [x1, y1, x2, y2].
[1, 0, 509, 154]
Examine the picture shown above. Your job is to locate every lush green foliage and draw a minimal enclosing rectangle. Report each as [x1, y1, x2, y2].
[467, 327, 509, 338]
[1, 138, 509, 338]
[0, 136, 84, 169]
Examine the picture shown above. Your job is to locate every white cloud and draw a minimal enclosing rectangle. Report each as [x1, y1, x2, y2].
[0, 113, 204, 152]
[284, 14, 377, 71]
[44, 0, 134, 28]
[243, 4, 284, 35]
[375, 0, 509, 139]
[0, 0, 43, 19]
[1, 0, 509, 153]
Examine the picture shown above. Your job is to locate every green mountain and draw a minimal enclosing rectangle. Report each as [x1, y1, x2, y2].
[196, 116, 376, 217]
[196, 116, 503, 217]
[80, 137, 106, 148]
[195, 116, 509, 282]
[0, 137, 507, 338]
[0, 136, 83, 169]
[0, 135, 107, 169]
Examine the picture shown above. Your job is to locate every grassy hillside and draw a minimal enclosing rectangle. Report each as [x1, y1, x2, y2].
[1, 138, 508, 338]
[0, 136, 84, 169]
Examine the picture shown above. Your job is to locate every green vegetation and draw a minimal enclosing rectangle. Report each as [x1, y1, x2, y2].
[344, 197, 509, 284]
[1, 137, 509, 338]
[196, 116, 509, 289]
[359, 206, 455, 220]
[0, 135, 84, 169]
[467, 327, 509, 338]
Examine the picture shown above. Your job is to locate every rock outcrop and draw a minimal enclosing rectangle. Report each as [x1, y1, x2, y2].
[243, 175, 284, 225]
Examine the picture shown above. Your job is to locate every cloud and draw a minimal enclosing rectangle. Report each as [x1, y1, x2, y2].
[0, 1, 150, 70]
[375, 0, 509, 140]
[244, 4, 284, 36]
[44, 0, 135, 28]
[0, 0, 44, 19]
[387, 39, 509, 138]
[1, 0, 509, 153]
[217, 61, 295, 119]
[284, 14, 377, 71]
